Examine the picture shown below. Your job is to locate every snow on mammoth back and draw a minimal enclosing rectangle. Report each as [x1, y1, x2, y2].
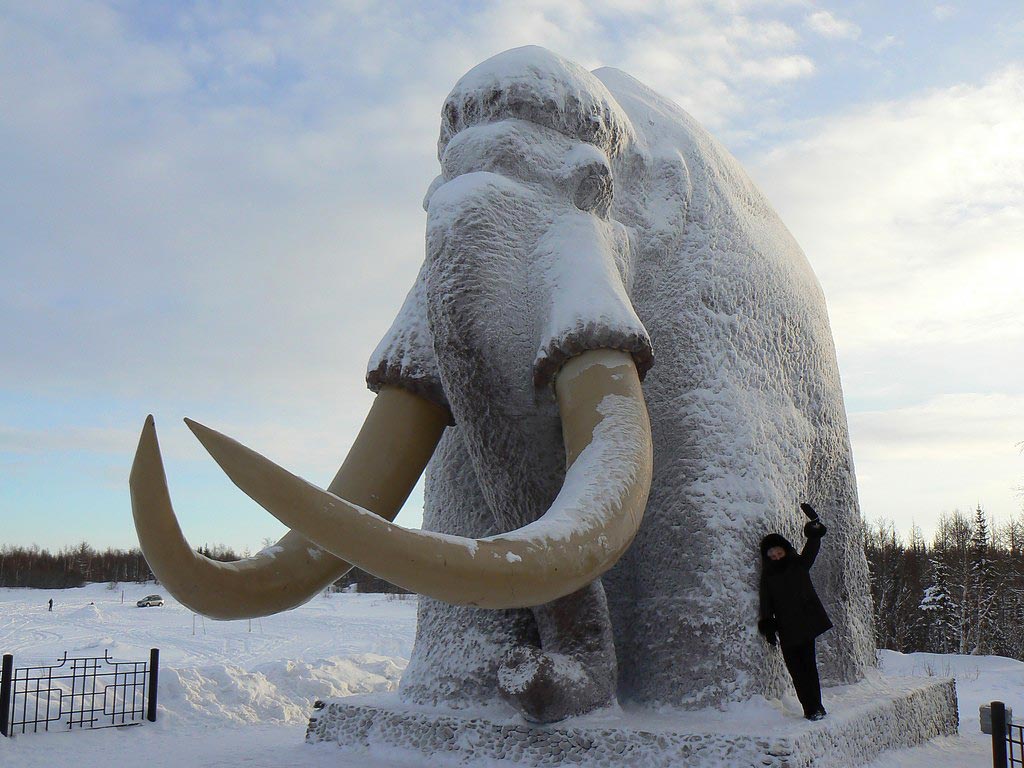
[380, 46, 875, 713]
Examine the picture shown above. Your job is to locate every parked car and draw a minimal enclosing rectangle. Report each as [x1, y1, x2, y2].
[136, 594, 164, 607]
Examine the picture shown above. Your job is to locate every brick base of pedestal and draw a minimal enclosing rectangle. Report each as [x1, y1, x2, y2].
[306, 675, 958, 767]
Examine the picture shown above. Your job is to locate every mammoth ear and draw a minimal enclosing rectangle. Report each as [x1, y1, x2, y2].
[367, 258, 452, 421]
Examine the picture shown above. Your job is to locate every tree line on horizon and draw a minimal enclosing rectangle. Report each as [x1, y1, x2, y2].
[0, 541, 400, 594]
[0, 542, 237, 589]
[4, 508, 1023, 660]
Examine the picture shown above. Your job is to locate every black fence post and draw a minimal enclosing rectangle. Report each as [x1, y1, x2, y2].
[146, 649, 159, 723]
[0, 654, 12, 737]
[993, 700, 1008, 768]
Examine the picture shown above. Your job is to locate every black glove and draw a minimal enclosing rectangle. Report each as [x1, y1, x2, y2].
[757, 618, 778, 646]
[800, 502, 818, 520]
[804, 519, 827, 538]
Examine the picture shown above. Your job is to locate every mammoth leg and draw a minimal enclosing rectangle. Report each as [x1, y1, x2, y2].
[402, 427, 540, 709]
[498, 580, 617, 722]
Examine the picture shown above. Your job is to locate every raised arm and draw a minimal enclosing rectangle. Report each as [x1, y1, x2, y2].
[800, 519, 827, 568]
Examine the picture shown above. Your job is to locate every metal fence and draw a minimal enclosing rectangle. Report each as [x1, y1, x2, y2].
[991, 701, 1023, 768]
[0, 649, 159, 736]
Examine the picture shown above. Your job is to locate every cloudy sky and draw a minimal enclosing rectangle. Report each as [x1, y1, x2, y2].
[1, 1, 1021, 552]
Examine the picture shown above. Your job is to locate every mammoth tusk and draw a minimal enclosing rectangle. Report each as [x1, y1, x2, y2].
[185, 349, 653, 609]
[128, 386, 448, 619]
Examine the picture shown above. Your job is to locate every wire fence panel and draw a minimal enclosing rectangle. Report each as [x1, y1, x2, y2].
[1, 649, 158, 736]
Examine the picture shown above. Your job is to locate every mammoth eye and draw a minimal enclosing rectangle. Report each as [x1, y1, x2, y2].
[573, 164, 613, 216]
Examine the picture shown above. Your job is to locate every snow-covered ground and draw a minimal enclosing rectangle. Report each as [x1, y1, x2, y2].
[0, 584, 1016, 766]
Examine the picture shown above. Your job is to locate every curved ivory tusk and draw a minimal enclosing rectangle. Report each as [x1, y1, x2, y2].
[128, 386, 448, 619]
[185, 349, 653, 609]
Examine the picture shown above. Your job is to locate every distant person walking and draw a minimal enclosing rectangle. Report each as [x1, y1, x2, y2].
[758, 503, 832, 721]
[48, 598, 53, 612]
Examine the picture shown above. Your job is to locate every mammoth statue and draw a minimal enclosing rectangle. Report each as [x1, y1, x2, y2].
[130, 46, 875, 724]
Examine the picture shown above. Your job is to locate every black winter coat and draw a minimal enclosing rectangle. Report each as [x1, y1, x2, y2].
[759, 526, 833, 648]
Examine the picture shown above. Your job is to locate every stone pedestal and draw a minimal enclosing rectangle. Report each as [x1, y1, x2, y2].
[306, 675, 958, 767]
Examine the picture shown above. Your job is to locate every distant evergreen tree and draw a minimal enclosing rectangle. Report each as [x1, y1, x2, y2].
[933, 510, 974, 653]
[1001, 516, 1024, 659]
[864, 519, 902, 649]
[968, 506, 998, 654]
[919, 540, 959, 654]
[901, 525, 931, 651]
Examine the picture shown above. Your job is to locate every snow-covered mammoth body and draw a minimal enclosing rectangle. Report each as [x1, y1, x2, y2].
[130, 47, 875, 723]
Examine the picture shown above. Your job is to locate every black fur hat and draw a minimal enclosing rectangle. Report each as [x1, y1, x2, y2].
[760, 533, 795, 559]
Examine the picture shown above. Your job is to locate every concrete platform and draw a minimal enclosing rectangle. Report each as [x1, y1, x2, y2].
[306, 675, 958, 767]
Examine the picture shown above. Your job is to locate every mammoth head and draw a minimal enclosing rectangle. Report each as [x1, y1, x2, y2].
[374, 46, 653, 402]
[129, 47, 655, 619]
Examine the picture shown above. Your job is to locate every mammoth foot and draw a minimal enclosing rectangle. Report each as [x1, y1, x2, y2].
[495, 581, 618, 723]
[497, 646, 615, 723]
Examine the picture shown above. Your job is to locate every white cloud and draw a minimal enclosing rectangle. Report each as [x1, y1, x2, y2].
[933, 4, 958, 21]
[850, 395, 1023, 535]
[595, 6, 813, 126]
[749, 66, 1024, 359]
[872, 34, 900, 52]
[851, 394, 1023, 461]
[805, 9, 861, 40]
[739, 54, 815, 83]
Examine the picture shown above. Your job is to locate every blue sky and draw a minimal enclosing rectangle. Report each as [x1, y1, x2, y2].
[1, 1, 1022, 551]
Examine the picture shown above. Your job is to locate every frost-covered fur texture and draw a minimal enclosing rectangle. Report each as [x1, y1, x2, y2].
[367, 46, 876, 713]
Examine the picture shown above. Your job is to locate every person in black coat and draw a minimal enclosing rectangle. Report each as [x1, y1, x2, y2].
[758, 503, 832, 721]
